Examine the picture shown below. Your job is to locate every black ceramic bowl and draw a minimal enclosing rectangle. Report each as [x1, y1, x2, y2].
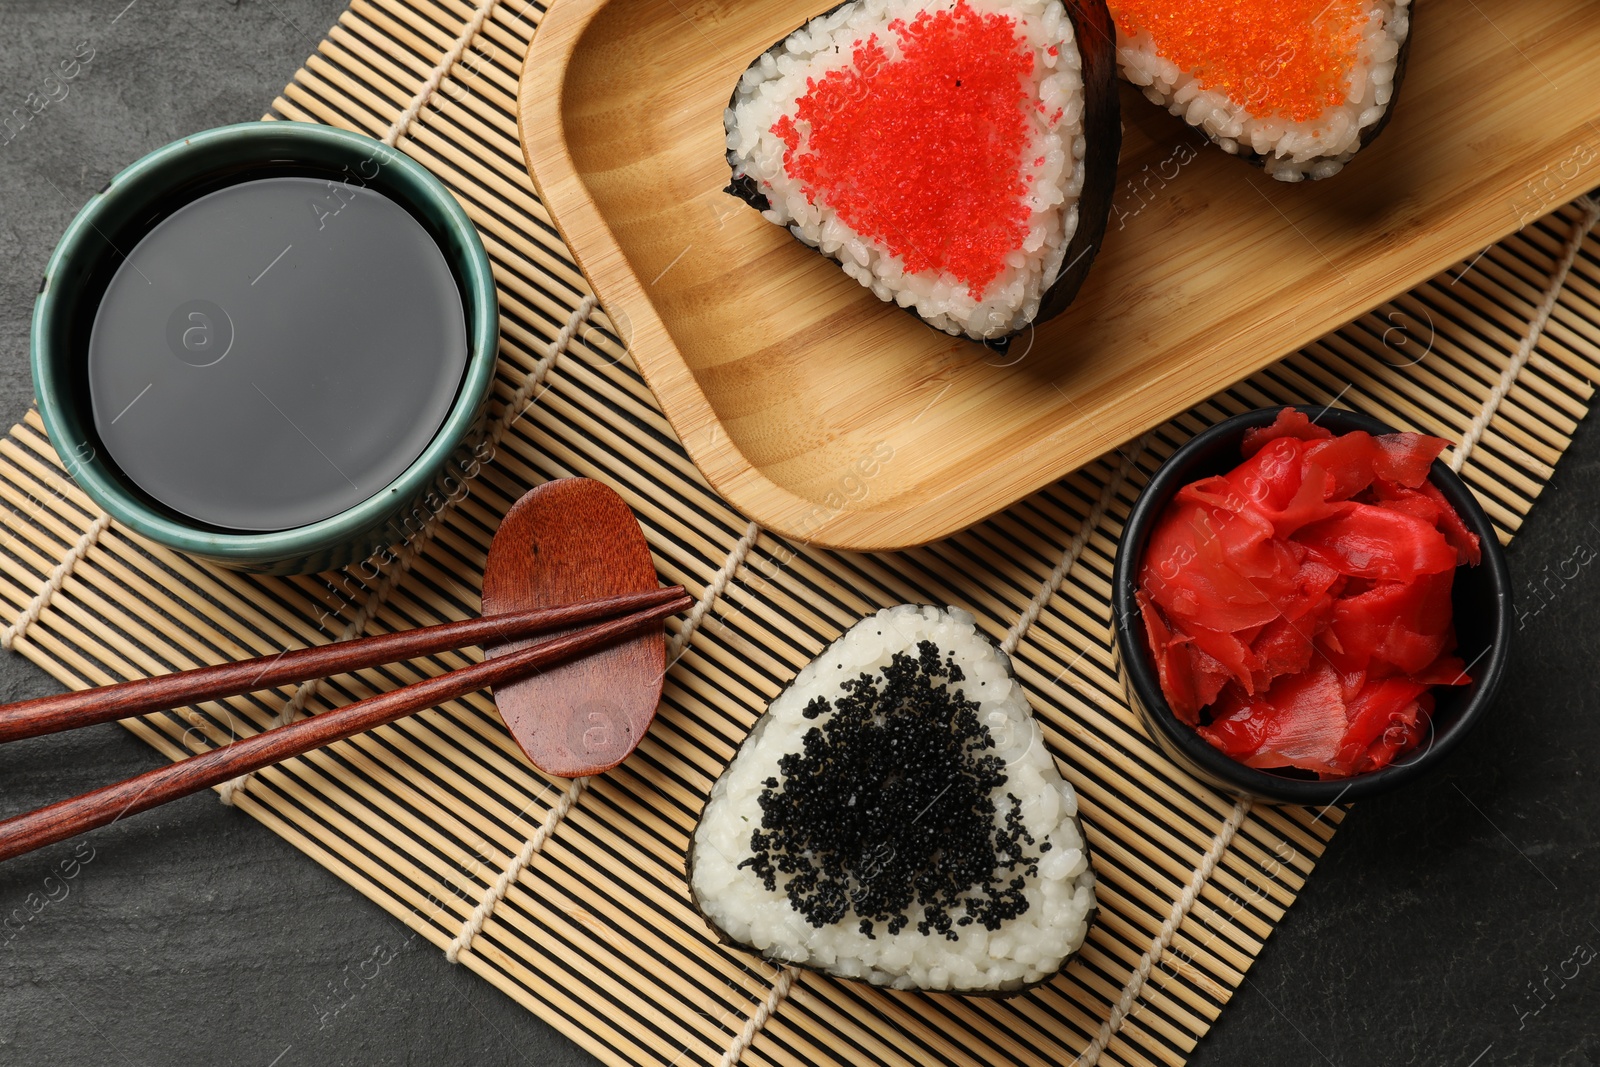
[1111, 406, 1512, 805]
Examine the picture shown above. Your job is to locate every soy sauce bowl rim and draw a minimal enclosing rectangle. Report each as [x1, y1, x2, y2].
[1110, 406, 1513, 805]
[31, 121, 500, 567]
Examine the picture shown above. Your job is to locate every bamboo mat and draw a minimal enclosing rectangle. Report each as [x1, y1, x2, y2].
[2, 2, 1598, 1065]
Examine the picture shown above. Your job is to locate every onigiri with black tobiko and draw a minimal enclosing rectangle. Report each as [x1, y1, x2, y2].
[688, 605, 1096, 995]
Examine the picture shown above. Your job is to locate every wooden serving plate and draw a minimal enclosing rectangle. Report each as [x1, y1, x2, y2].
[520, 0, 1600, 550]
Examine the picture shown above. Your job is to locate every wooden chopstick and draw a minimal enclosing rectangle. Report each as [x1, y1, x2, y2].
[0, 587, 686, 745]
[0, 593, 694, 863]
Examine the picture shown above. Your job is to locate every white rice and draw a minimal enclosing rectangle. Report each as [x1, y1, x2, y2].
[1115, 0, 1410, 181]
[725, 0, 1086, 340]
[690, 605, 1096, 993]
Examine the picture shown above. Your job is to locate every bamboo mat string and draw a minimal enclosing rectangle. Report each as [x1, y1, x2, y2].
[669, 521, 761, 661]
[719, 966, 798, 1067]
[446, 775, 590, 963]
[219, 295, 598, 806]
[0, 511, 112, 651]
[1451, 194, 1600, 474]
[444, 520, 758, 962]
[381, 0, 500, 148]
[995, 428, 1251, 1066]
[491, 294, 599, 455]
[214, 513, 425, 805]
[1000, 434, 1151, 657]
[1072, 798, 1253, 1067]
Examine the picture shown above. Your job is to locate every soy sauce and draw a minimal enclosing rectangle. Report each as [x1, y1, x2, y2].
[87, 176, 469, 532]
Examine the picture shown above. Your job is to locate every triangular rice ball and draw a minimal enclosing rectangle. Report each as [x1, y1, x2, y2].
[1110, 0, 1413, 181]
[724, 0, 1119, 343]
[689, 605, 1097, 994]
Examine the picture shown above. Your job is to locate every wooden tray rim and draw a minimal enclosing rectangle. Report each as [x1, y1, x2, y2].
[518, 0, 1595, 551]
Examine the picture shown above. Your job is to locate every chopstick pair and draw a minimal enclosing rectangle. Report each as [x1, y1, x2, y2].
[0, 586, 691, 863]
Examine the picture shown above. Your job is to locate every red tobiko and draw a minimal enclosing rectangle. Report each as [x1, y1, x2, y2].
[1138, 408, 1480, 779]
[770, 0, 1036, 300]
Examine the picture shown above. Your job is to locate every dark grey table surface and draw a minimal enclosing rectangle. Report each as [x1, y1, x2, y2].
[0, 3, 1595, 1065]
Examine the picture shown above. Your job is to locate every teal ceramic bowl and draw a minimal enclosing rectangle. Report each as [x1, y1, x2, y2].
[32, 122, 499, 575]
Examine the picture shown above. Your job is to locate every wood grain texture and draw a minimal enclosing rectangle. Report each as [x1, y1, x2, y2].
[483, 477, 669, 776]
[0, 589, 684, 743]
[0, 597, 689, 863]
[0, 1, 1593, 1064]
[519, 0, 1600, 550]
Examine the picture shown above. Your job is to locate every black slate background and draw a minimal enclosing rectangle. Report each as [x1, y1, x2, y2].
[0, 3, 1595, 1065]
